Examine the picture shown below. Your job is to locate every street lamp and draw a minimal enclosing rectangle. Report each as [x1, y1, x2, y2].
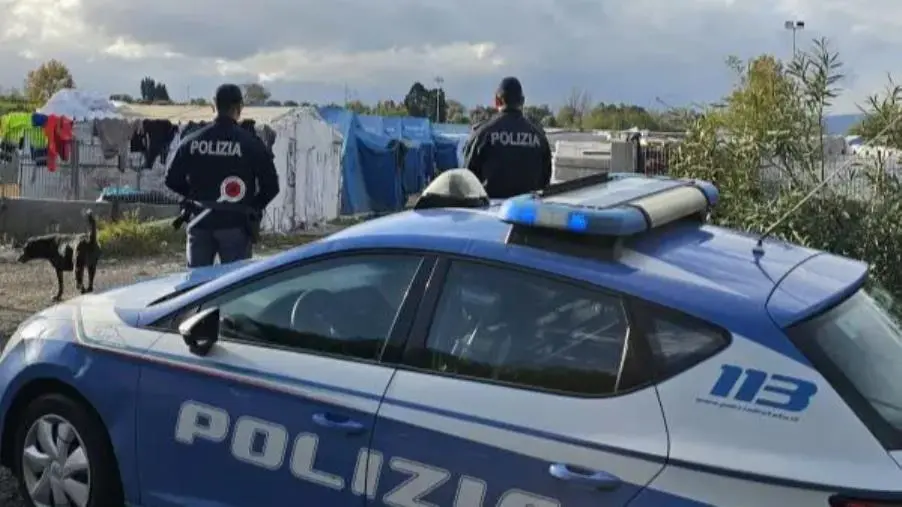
[784, 20, 805, 56]
[434, 76, 444, 122]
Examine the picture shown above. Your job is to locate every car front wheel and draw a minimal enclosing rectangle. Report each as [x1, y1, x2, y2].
[11, 393, 123, 507]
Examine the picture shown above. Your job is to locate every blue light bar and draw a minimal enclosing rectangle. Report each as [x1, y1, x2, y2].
[498, 176, 718, 237]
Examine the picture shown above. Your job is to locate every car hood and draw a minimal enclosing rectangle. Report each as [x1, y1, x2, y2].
[3, 260, 257, 358]
[91, 259, 257, 325]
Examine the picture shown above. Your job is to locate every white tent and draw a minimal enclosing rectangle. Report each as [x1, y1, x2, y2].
[38, 89, 137, 121]
[266, 107, 343, 233]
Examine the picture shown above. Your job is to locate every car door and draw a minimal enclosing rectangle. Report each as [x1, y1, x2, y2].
[135, 253, 434, 507]
[366, 259, 669, 506]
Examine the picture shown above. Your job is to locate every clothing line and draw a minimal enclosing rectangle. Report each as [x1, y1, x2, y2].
[0, 112, 280, 175]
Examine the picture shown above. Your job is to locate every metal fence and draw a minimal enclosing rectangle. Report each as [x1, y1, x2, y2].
[0, 135, 180, 203]
[5, 132, 899, 207]
[636, 144, 902, 201]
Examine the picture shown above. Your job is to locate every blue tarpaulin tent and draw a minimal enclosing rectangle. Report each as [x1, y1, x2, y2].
[358, 115, 435, 194]
[318, 106, 404, 214]
[317, 107, 479, 214]
[433, 123, 471, 171]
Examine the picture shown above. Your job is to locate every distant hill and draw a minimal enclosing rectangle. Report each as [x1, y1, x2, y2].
[825, 114, 863, 135]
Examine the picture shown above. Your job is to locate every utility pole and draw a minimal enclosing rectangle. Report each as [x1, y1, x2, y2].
[434, 76, 444, 122]
[784, 20, 805, 56]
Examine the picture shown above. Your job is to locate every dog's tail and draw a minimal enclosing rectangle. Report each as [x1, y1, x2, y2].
[85, 209, 97, 244]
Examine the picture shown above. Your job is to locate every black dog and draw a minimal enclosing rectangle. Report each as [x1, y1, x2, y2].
[17, 210, 100, 301]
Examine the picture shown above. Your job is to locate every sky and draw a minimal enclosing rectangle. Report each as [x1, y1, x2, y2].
[0, 0, 899, 114]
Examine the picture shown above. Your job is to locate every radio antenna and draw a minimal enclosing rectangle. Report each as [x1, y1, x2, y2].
[753, 110, 902, 255]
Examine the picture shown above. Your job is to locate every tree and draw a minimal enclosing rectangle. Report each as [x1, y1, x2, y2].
[265, 99, 283, 106]
[25, 59, 75, 104]
[428, 88, 448, 123]
[786, 37, 844, 180]
[403, 82, 432, 118]
[109, 94, 135, 103]
[671, 38, 902, 295]
[189, 97, 209, 105]
[468, 106, 495, 124]
[153, 82, 170, 102]
[346, 100, 371, 114]
[584, 103, 660, 130]
[851, 77, 902, 149]
[524, 105, 556, 127]
[139, 77, 170, 102]
[445, 99, 468, 124]
[140, 77, 155, 102]
[373, 100, 408, 117]
[242, 83, 271, 106]
[558, 88, 592, 129]
[283, 100, 300, 107]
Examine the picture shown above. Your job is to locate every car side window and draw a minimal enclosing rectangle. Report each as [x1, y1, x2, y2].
[207, 254, 422, 361]
[408, 261, 646, 396]
[636, 302, 728, 378]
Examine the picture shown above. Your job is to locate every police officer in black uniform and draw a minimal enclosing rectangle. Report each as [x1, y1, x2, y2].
[165, 83, 279, 267]
[462, 77, 552, 198]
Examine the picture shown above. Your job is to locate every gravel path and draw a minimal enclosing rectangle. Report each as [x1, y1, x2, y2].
[0, 248, 187, 506]
[0, 232, 328, 505]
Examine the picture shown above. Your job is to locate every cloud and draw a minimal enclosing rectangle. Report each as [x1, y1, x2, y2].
[0, 0, 900, 112]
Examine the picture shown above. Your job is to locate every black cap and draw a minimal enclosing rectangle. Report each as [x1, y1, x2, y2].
[496, 76, 524, 105]
[214, 83, 243, 110]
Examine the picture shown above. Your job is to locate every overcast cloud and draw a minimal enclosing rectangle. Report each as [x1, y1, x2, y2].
[0, 0, 899, 113]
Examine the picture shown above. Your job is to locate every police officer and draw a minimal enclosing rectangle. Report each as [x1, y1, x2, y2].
[165, 83, 279, 267]
[462, 77, 552, 198]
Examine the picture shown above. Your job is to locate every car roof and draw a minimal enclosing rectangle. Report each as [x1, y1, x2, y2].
[137, 203, 857, 366]
[324, 206, 820, 344]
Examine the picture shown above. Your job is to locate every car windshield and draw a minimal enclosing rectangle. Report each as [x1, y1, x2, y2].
[788, 284, 902, 441]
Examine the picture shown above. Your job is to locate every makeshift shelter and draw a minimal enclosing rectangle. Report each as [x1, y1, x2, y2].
[432, 123, 471, 171]
[38, 89, 135, 121]
[266, 107, 343, 232]
[318, 106, 406, 214]
[357, 115, 435, 195]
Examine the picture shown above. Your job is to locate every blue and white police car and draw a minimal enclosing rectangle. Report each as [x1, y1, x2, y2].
[0, 169, 900, 507]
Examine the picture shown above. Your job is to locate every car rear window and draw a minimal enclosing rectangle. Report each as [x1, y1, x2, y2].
[787, 285, 902, 448]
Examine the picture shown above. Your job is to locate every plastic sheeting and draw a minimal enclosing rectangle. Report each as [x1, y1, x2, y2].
[433, 123, 472, 172]
[358, 115, 435, 194]
[38, 89, 134, 121]
[318, 107, 405, 214]
[267, 108, 344, 232]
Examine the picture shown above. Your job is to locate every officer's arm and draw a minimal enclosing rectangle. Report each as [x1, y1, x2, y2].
[254, 144, 280, 211]
[540, 133, 553, 188]
[164, 143, 191, 197]
[463, 130, 486, 181]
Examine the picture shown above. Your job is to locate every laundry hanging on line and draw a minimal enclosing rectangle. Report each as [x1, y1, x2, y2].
[130, 119, 178, 169]
[94, 118, 140, 172]
[0, 112, 73, 171]
[43, 114, 73, 172]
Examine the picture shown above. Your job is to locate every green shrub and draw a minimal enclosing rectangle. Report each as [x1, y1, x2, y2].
[671, 38, 902, 296]
[96, 212, 333, 259]
[97, 213, 183, 258]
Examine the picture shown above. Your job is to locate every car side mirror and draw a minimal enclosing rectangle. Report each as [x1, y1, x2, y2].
[178, 307, 220, 356]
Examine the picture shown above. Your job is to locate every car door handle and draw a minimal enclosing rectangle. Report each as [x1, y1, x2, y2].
[548, 463, 621, 491]
[311, 412, 366, 434]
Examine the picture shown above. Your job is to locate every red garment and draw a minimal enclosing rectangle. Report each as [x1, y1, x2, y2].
[42, 115, 73, 172]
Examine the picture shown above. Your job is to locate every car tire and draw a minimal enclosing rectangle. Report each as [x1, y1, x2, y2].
[11, 393, 123, 507]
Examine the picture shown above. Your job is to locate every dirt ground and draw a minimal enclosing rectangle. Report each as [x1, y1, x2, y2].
[0, 247, 188, 505]
[0, 247, 187, 339]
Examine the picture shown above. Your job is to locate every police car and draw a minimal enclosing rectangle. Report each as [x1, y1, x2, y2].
[0, 169, 900, 507]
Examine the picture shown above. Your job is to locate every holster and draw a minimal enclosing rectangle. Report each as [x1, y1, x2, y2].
[245, 211, 262, 244]
[171, 201, 196, 230]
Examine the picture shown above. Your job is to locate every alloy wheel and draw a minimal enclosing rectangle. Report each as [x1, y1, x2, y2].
[21, 414, 91, 507]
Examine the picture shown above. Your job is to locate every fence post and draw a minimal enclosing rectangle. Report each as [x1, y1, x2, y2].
[71, 139, 81, 200]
